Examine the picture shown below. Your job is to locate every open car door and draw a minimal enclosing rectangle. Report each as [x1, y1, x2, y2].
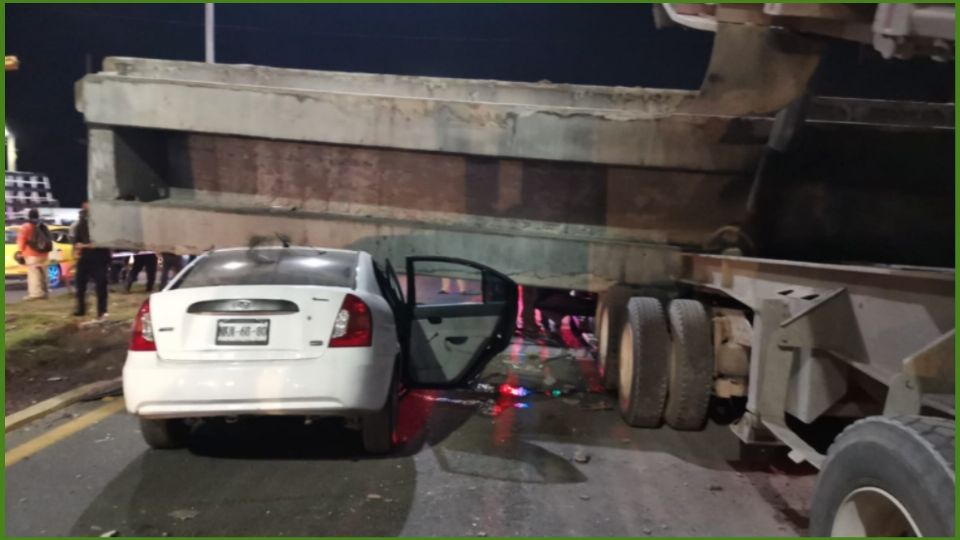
[384, 256, 517, 388]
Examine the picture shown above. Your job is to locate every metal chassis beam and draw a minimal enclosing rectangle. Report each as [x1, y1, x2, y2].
[680, 253, 954, 466]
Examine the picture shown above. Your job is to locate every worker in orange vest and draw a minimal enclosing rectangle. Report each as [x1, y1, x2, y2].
[16, 208, 54, 300]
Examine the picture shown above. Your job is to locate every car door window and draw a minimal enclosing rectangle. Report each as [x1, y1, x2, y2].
[384, 259, 406, 307]
[404, 257, 517, 387]
[409, 261, 483, 306]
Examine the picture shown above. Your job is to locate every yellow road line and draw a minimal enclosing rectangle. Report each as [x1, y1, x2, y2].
[5, 378, 122, 432]
[5, 398, 126, 467]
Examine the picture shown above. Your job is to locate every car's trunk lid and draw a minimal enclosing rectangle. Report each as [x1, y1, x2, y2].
[150, 285, 347, 362]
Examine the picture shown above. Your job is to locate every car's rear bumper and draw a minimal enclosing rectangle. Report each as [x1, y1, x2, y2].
[123, 349, 394, 418]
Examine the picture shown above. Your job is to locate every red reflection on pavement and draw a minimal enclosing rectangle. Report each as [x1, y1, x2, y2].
[395, 389, 437, 444]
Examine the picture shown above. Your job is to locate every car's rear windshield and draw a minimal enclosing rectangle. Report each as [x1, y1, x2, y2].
[172, 248, 358, 289]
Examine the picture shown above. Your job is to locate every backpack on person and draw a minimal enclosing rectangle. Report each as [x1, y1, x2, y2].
[27, 222, 54, 253]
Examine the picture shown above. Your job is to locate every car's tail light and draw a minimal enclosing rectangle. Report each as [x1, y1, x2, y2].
[129, 299, 156, 351]
[329, 293, 372, 347]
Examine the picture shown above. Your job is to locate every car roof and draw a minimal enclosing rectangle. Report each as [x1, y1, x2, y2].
[208, 245, 363, 256]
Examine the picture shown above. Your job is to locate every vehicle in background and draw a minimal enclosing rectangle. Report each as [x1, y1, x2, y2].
[123, 245, 516, 454]
[4, 225, 76, 288]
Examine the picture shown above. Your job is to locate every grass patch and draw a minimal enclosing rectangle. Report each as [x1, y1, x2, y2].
[5, 292, 148, 351]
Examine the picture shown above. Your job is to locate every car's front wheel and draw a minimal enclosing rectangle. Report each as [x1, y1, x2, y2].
[139, 417, 190, 449]
[361, 365, 399, 455]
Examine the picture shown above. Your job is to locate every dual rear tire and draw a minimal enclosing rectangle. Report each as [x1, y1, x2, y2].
[609, 295, 713, 430]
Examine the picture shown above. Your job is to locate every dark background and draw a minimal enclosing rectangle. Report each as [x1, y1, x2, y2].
[5, 4, 954, 207]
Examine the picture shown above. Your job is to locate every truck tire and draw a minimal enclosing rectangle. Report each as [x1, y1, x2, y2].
[139, 417, 190, 449]
[617, 297, 670, 427]
[664, 300, 713, 431]
[596, 286, 631, 391]
[362, 365, 399, 455]
[809, 415, 955, 537]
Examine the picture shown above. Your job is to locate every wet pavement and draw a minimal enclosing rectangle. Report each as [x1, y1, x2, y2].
[5, 328, 816, 536]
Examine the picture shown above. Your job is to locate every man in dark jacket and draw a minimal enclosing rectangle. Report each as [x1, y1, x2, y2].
[71, 204, 111, 318]
[159, 252, 184, 289]
[125, 251, 158, 293]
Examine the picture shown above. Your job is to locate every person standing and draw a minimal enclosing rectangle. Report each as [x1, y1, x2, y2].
[71, 205, 111, 318]
[125, 251, 158, 293]
[159, 252, 184, 289]
[16, 208, 53, 300]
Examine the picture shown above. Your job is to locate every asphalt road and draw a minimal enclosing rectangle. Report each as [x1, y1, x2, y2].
[5, 282, 72, 303]
[5, 275, 148, 303]
[5, 331, 816, 536]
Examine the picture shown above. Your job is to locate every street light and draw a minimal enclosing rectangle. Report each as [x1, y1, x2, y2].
[205, 4, 215, 63]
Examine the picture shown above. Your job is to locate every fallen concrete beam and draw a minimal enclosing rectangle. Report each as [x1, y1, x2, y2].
[100, 56, 695, 114]
[88, 199, 684, 292]
[78, 57, 954, 274]
[77, 72, 769, 172]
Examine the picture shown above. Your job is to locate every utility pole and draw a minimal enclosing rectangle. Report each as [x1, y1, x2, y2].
[205, 3, 215, 63]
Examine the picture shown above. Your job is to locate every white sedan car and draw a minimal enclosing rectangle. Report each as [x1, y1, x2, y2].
[123, 246, 517, 453]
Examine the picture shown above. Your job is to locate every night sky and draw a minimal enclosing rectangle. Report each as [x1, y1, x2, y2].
[5, 4, 954, 207]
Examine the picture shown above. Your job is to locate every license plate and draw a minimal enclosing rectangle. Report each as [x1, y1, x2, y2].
[216, 319, 270, 345]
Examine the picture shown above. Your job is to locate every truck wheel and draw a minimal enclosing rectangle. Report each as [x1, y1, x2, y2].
[362, 366, 399, 455]
[617, 297, 670, 427]
[810, 415, 955, 537]
[596, 286, 631, 391]
[139, 417, 190, 449]
[664, 300, 713, 431]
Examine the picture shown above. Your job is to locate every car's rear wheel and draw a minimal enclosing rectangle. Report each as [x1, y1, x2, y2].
[362, 365, 399, 455]
[139, 417, 190, 449]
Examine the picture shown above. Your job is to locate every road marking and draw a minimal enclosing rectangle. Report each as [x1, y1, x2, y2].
[5, 398, 126, 467]
[5, 377, 122, 432]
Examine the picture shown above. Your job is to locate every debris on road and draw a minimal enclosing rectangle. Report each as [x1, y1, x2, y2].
[708, 485, 724, 492]
[478, 400, 502, 417]
[414, 393, 485, 408]
[581, 400, 612, 411]
[579, 493, 591, 501]
[621, 438, 631, 444]
[46, 376, 64, 382]
[366, 493, 382, 500]
[99, 530, 119, 537]
[474, 382, 496, 393]
[573, 450, 591, 464]
[169, 509, 199, 521]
